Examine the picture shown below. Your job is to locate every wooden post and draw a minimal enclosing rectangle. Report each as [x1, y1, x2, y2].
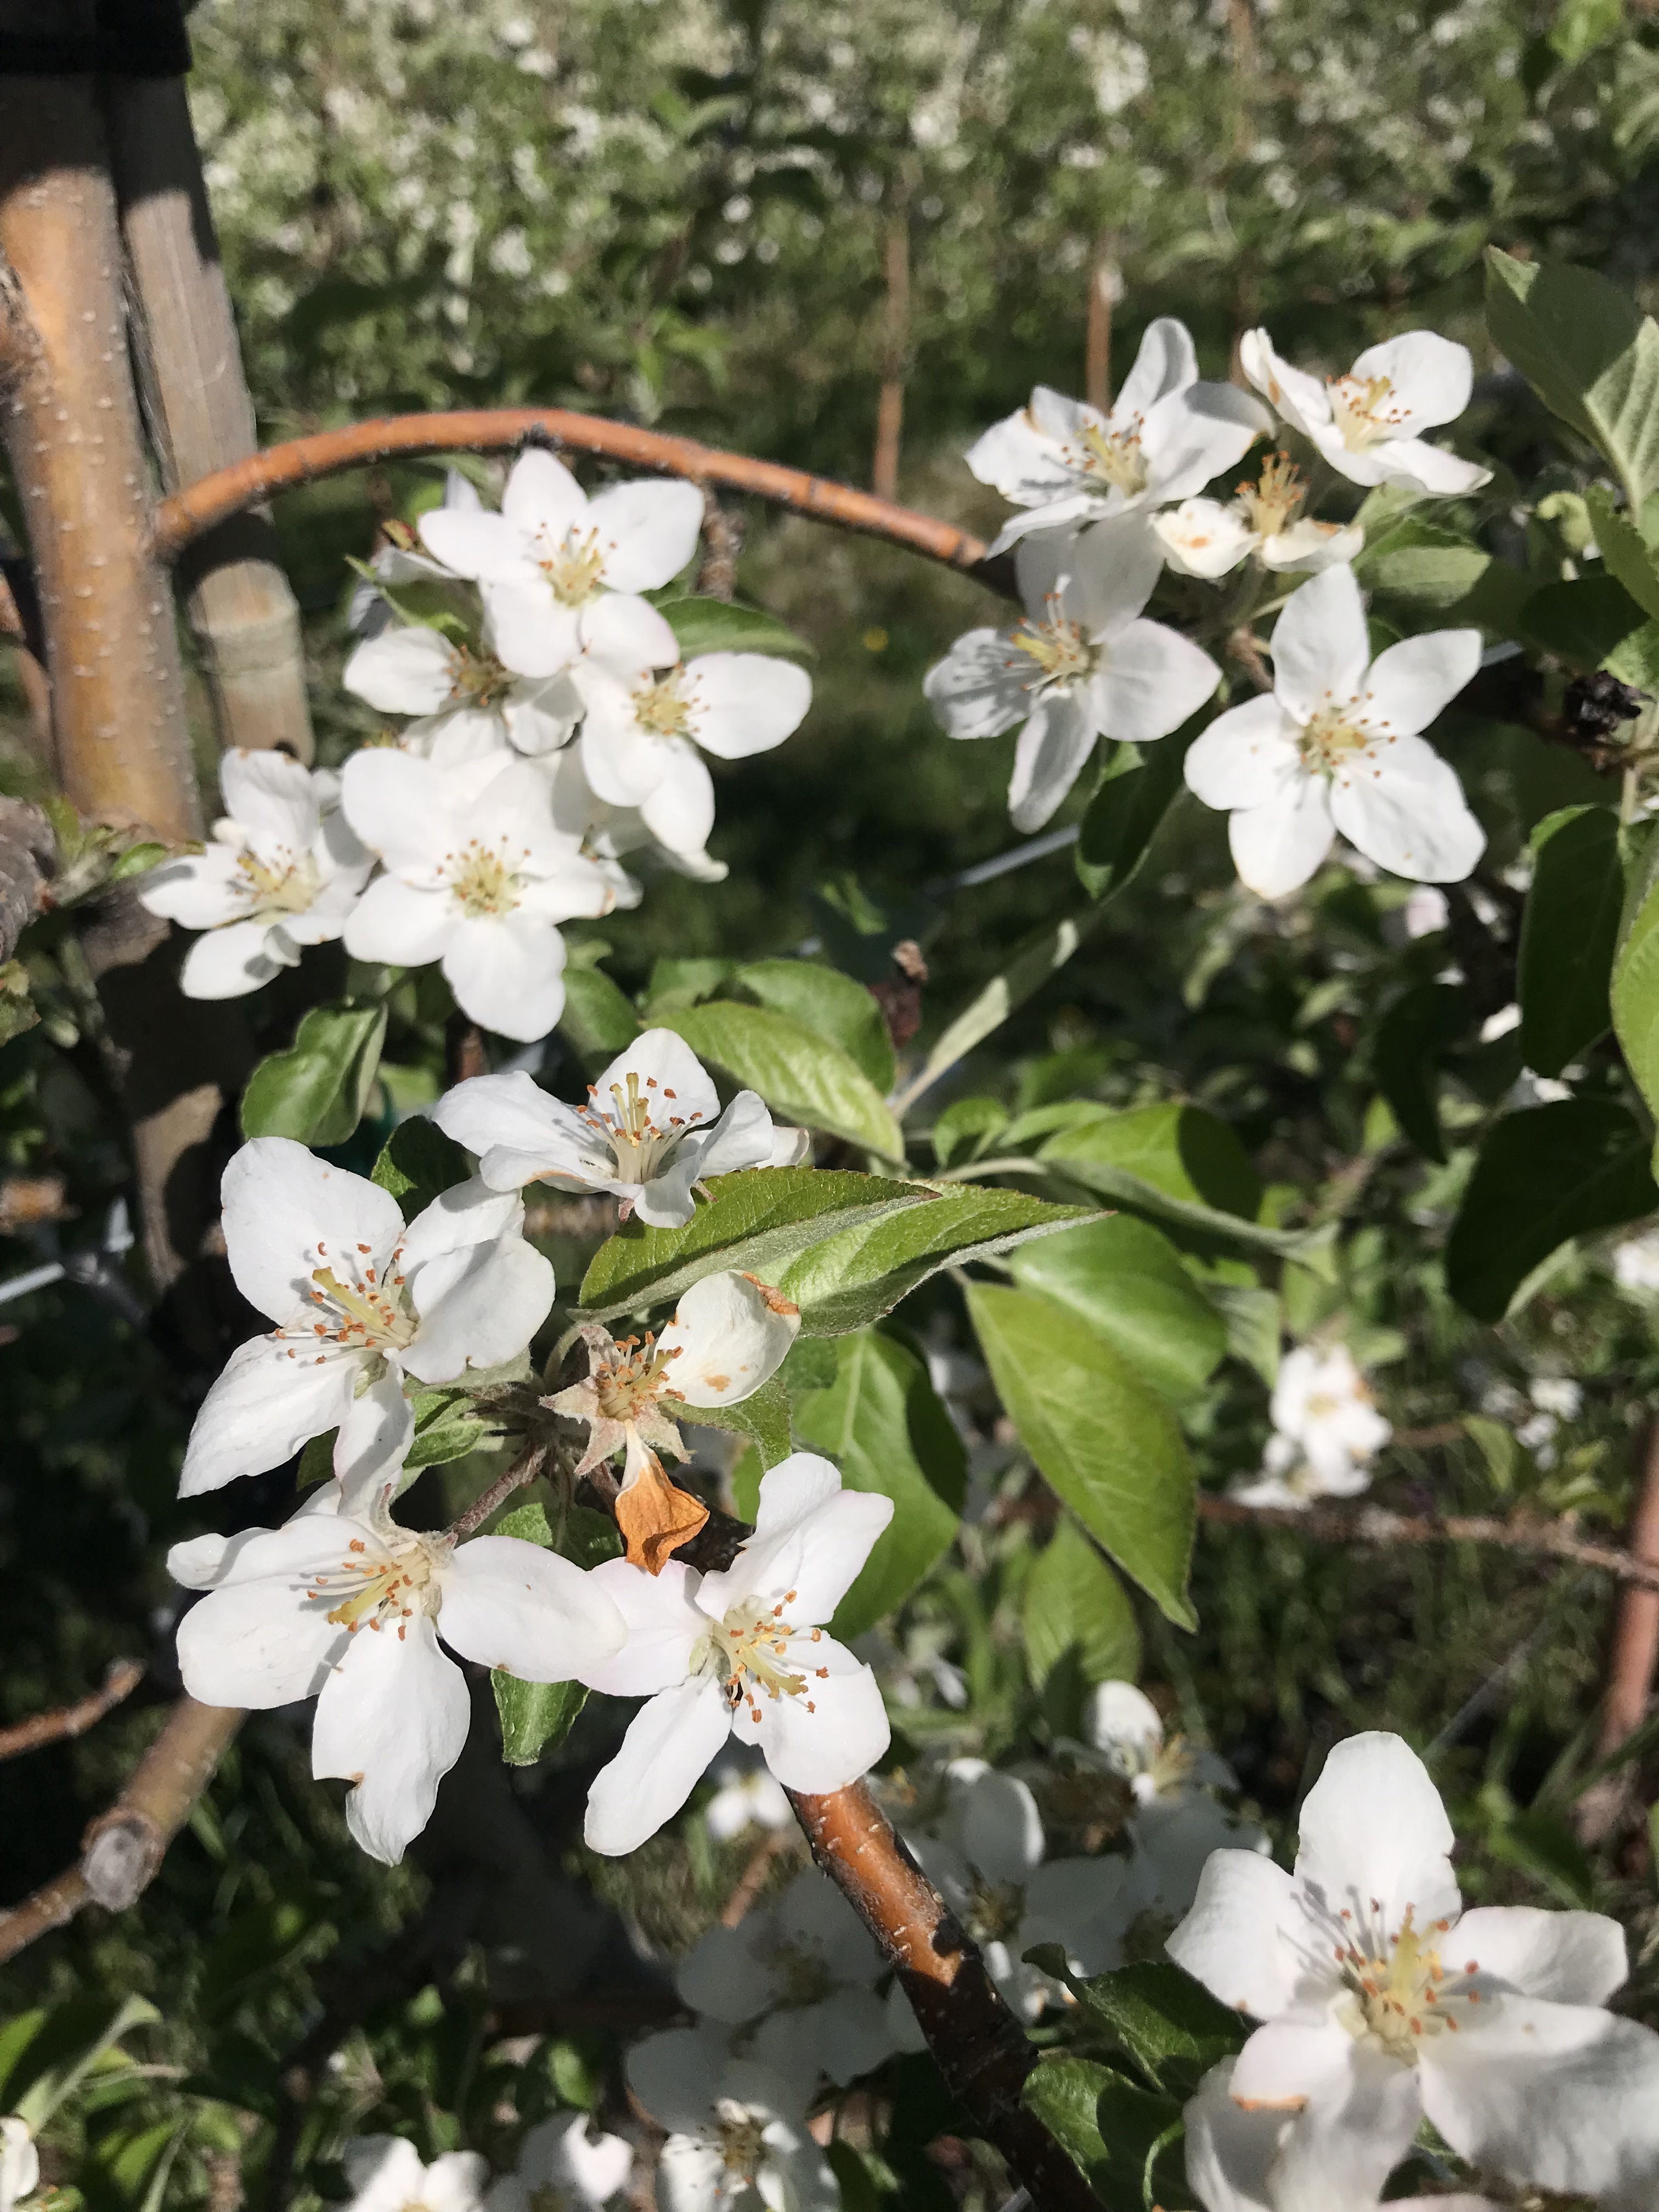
[872, 208, 910, 503]
[102, 75, 315, 762]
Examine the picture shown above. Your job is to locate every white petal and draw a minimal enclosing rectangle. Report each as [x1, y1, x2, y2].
[680, 1091, 778, 1184]
[1367, 437, 1492, 497]
[577, 1558, 707, 1696]
[1238, 329, 1330, 438]
[1359, 628, 1481, 737]
[1133, 1791, 1268, 1916]
[223, 745, 322, 851]
[1294, 1731, 1460, 1931]
[953, 1768, 1045, 1884]
[417, 506, 531, 584]
[175, 1521, 349, 1704]
[769, 1988, 901, 2089]
[1328, 731, 1485, 883]
[585, 478, 706, 592]
[1116, 317, 1199, 417]
[677, 1922, 784, 2023]
[1229, 778, 1335, 899]
[1007, 692, 1097, 832]
[601, 1027, 720, 1119]
[179, 919, 292, 999]
[684, 653, 812, 759]
[139, 845, 252, 930]
[579, 590, 680, 675]
[1260, 519, 1365, 574]
[421, 2153, 491, 2212]
[343, 627, 458, 714]
[524, 2114, 633, 2207]
[966, 399, 1080, 504]
[339, 749, 455, 879]
[1151, 498, 1254, 579]
[701, 1480, 891, 1628]
[739, 1638, 889, 1793]
[580, 692, 667, 809]
[433, 1071, 604, 1192]
[343, 2137, 432, 2208]
[312, 1611, 471, 1864]
[1091, 619, 1220, 743]
[1448, 1905, 1627, 2005]
[502, 449, 590, 540]
[625, 2027, 728, 2134]
[1017, 518, 1162, 636]
[584, 1677, 733, 1854]
[334, 1373, 415, 1515]
[439, 1536, 624, 1679]
[1350, 330, 1474, 432]
[345, 874, 456, 968]
[222, 1137, 403, 1322]
[484, 582, 584, 680]
[1182, 2059, 1284, 2212]
[398, 1171, 526, 1272]
[1138, 382, 1271, 505]
[442, 912, 568, 1042]
[1183, 695, 1301, 811]
[404, 1229, 554, 1385]
[1269, 565, 1372, 724]
[1166, 1848, 1303, 2018]
[922, 628, 1035, 742]
[1025, 1855, 1137, 1976]
[502, 674, 582, 757]
[1086, 1679, 1164, 1759]
[659, 1271, 799, 1407]
[1238, 2027, 1423, 2212]
[179, 1335, 362, 1494]
[640, 741, 718, 857]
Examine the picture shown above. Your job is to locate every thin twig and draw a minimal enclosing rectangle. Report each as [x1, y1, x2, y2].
[149, 409, 1001, 588]
[445, 1442, 547, 1541]
[1197, 1493, 1659, 1593]
[720, 1830, 797, 1927]
[0, 1659, 144, 1760]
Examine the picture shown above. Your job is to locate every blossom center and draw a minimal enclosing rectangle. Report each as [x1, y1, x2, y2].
[1077, 416, 1148, 496]
[447, 644, 513, 707]
[537, 526, 608, 606]
[582, 1068, 706, 1181]
[963, 1878, 1026, 1946]
[591, 1330, 683, 1421]
[238, 849, 320, 917]
[444, 839, 525, 918]
[703, 1592, 827, 1720]
[311, 1531, 446, 1640]
[713, 2101, 768, 2180]
[631, 671, 695, 741]
[290, 1240, 415, 1355]
[1299, 704, 1372, 775]
[1328, 373, 1405, 451]
[775, 1939, 836, 2007]
[1009, 607, 1100, 691]
[1235, 452, 1306, 539]
[1333, 1905, 1479, 2062]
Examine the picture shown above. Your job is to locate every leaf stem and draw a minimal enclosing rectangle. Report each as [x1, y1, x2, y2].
[446, 1441, 548, 1540]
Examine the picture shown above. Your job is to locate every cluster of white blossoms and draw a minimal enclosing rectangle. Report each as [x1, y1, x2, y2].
[140, 454, 812, 1040]
[1231, 1341, 1392, 1509]
[342, 2115, 633, 2212]
[928, 317, 1492, 897]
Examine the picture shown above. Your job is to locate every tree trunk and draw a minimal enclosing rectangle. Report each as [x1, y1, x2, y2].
[1085, 239, 1118, 413]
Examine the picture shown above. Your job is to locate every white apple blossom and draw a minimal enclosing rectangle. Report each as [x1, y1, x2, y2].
[419, 448, 703, 680]
[0, 2119, 36, 2212]
[550, 1272, 800, 1488]
[907, 1760, 1141, 2020]
[343, 620, 583, 764]
[574, 652, 812, 859]
[1151, 455, 1363, 579]
[139, 748, 373, 999]
[967, 318, 1269, 556]
[1183, 564, 1483, 898]
[1167, 1731, 1659, 2210]
[179, 1137, 554, 1500]
[173, 1487, 624, 1864]
[678, 1869, 910, 2089]
[340, 749, 620, 1041]
[923, 526, 1221, 832]
[704, 1746, 794, 1841]
[347, 470, 478, 639]
[1231, 1343, 1391, 1508]
[433, 1029, 809, 1227]
[484, 2115, 633, 2212]
[1240, 328, 1491, 497]
[343, 2137, 488, 2212]
[1083, 1681, 1268, 1914]
[624, 2030, 837, 2212]
[1615, 1227, 1659, 1294]
[581, 1455, 893, 1854]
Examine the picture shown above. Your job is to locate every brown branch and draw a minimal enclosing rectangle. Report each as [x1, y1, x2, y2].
[148, 410, 996, 584]
[720, 1829, 798, 1927]
[1197, 1492, 1659, 1592]
[446, 1442, 546, 1541]
[789, 1781, 1097, 2212]
[0, 1694, 242, 1964]
[0, 1658, 143, 1760]
[1577, 1422, 1659, 1845]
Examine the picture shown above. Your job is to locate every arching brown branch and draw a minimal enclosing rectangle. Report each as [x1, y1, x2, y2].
[0, 1658, 144, 1760]
[148, 408, 1000, 585]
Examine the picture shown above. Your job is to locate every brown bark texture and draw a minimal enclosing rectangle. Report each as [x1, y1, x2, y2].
[1085, 244, 1115, 414]
[872, 213, 909, 503]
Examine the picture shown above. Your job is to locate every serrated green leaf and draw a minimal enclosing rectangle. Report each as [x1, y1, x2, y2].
[239, 1001, 387, 1147]
[1520, 806, 1622, 1076]
[967, 1284, 1196, 1627]
[1007, 1215, 1226, 1402]
[788, 1329, 964, 1640]
[406, 1386, 500, 1470]
[1355, 516, 1494, 611]
[1068, 1962, 1250, 2096]
[107, 839, 169, 882]
[1486, 251, 1659, 510]
[1374, 981, 1471, 1161]
[1020, 2056, 1182, 2208]
[655, 1001, 903, 1158]
[931, 1097, 1009, 1169]
[1074, 728, 1194, 903]
[1042, 1102, 1260, 1219]
[1585, 486, 1659, 620]
[493, 1674, 588, 1765]
[297, 1431, 337, 1489]
[1022, 1516, 1141, 1688]
[778, 1185, 1094, 1336]
[1614, 836, 1659, 1122]
[560, 964, 641, 1059]
[733, 960, 895, 1092]
[895, 909, 1102, 1115]
[1446, 1101, 1658, 1321]
[579, 1167, 926, 1318]
[657, 596, 815, 659]
[679, 1373, 793, 1466]
[371, 1115, 470, 1218]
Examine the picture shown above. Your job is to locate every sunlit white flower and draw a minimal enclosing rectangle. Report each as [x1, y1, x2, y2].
[581, 1455, 892, 1853]
[679, 1869, 908, 2089]
[343, 620, 583, 764]
[1240, 328, 1491, 496]
[625, 2030, 837, 2212]
[484, 2115, 633, 2212]
[1184, 565, 1483, 898]
[1168, 1731, 1659, 2210]
[1084, 1681, 1268, 1914]
[173, 1487, 622, 1865]
[343, 2137, 488, 2212]
[341, 750, 619, 1041]
[0, 2118, 36, 2212]
[908, 1759, 1141, 2020]
[140, 749, 373, 998]
[179, 1137, 554, 1500]
[1614, 1227, 1659, 1295]
[967, 318, 1269, 556]
[1151, 455, 1363, 580]
[705, 1746, 795, 1841]
[574, 653, 812, 859]
[347, 470, 477, 639]
[1232, 1342, 1391, 1509]
[924, 526, 1220, 831]
[434, 1029, 808, 1227]
[419, 448, 703, 680]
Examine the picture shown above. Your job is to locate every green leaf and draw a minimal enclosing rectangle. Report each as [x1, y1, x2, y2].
[656, 596, 815, 659]
[1068, 1962, 1250, 2096]
[894, 909, 1103, 1114]
[931, 1096, 1009, 1167]
[1585, 487, 1659, 620]
[1041, 1102, 1261, 1218]
[1020, 2057, 1182, 2208]
[1007, 1216, 1227, 1402]
[371, 1115, 470, 1218]
[1486, 251, 1659, 511]
[1022, 1516, 1141, 1688]
[493, 1674, 588, 1765]
[406, 1386, 500, 1470]
[239, 1001, 388, 1147]
[790, 1329, 965, 1640]
[1446, 1101, 1658, 1321]
[679, 1373, 794, 1466]
[777, 1186, 1095, 1337]
[655, 1001, 904, 1158]
[1613, 827, 1659, 1125]
[106, 839, 169, 882]
[1520, 572, 1656, 674]
[579, 1167, 927, 1318]
[1074, 728, 1194, 902]
[1208, 1280, 1283, 1386]
[1374, 982, 1471, 1161]
[967, 1283, 1196, 1626]
[1549, 0, 1624, 64]
[1519, 806, 1622, 1076]
[560, 964, 641, 1059]
[733, 959, 895, 1091]
[0, 960, 38, 1046]
[1355, 516, 1494, 612]
[643, 956, 736, 1013]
